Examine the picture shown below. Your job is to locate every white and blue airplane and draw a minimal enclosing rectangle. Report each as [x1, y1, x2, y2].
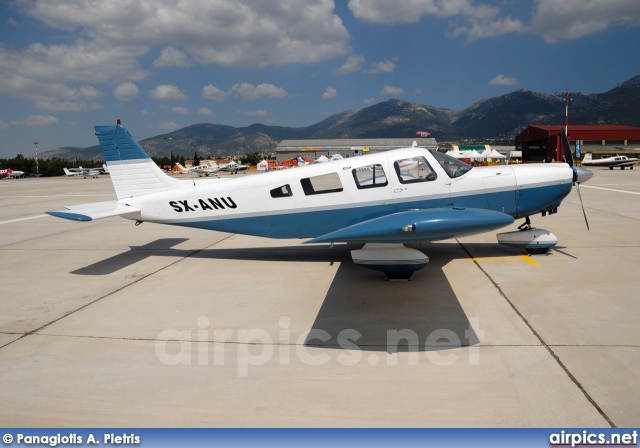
[63, 167, 101, 178]
[47, 120, 593, 280]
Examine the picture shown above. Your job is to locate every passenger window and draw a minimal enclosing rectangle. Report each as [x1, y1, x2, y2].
[270, 184, 292, 198]
[352, 164, 388, 189]
[394, 157, 437, 184]
[300, 173, 343, 195]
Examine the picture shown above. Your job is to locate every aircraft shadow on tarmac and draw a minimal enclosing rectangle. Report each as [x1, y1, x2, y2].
[67, 239, 554, 353]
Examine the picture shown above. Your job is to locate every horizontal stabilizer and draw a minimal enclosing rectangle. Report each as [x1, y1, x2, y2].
[46, 200, 140, 222]
[305, 208, 514, 244]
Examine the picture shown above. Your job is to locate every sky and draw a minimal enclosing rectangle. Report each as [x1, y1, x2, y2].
[1, 0, 640, 158]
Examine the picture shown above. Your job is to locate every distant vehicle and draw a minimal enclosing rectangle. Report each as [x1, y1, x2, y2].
[0, 168, 25, 179]
[416, 130, 430, 138]
[63, 167, 100, 178]
[220, 161, 249, 174]
[582, 153, 638, 170]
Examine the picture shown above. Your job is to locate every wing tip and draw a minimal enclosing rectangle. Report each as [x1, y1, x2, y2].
[46, 211, 93, 222]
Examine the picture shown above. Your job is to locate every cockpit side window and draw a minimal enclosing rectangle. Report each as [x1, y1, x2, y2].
[352, 164, 388, 189]
[394, 156, 437, 184]
[429, 149, 473, 179]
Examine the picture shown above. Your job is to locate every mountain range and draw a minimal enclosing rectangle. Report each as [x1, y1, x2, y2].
[40, 75, 640, 160]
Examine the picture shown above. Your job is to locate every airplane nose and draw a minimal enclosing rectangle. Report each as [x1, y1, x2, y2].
[572, 166, 593, 184]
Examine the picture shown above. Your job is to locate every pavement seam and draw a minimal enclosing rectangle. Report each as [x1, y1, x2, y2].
[457, 239, 617, 428]
[0, 235, 234, 351]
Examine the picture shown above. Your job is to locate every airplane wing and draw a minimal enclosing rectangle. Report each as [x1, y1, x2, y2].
[46, 200, 140, 222]
[305, 207, 514, 244]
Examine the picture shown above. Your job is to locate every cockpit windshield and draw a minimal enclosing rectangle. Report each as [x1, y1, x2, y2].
[428, 149, 473, 178]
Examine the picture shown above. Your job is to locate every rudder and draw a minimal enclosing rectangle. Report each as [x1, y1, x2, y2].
[95, 121, 182, 199]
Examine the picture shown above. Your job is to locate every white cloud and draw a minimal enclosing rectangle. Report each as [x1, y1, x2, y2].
[0, 120, 9, 130]
[24, 0, 349, 67]
[198, 107, 214, 116]
[230, 82, 287, 101]
[150, 84, 187, 101]
[322, 87, 337, 100]
[159, 121, 179, 130]
[172, 107, 190, 115]
[243, 110, 268, 117]
[36, 100, 103, 112]
[1, 0, 348, 111]
[366, 58, 397, 74]
[0, 39, 147, 107]
[490, 74, 517, 86]
[529, 0, 640, 43]
[202, 85, 228, 102]
[154, 46, 192, 68]
[350, 0, 640, 43]
[364, 97, 376, 105]
[380, 85, 404, 96]
[113, 82, 140, 101]
[335, 54, 364, 75]
[348, 0, 499, 24]
[12, 115, 58, 126]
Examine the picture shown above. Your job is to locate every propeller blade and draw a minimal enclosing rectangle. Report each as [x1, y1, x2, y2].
[561, 129, 574, 167]
[575, 183, 590, 231]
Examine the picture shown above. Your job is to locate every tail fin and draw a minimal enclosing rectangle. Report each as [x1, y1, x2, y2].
[63, 168, 72, 176]
[173, 163, 190, 174]
[583, 153, 592, 162]
[95, 122, 183, 199]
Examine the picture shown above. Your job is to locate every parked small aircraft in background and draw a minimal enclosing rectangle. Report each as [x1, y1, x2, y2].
[48, 121, 592, 280]
[190, 162, 220, 177]
[582, 153, 638, 170]
[174, 162, 219, 177]
[63, 167, 101, 178]
[220, 161, 249, 174]
[0, 168, 25, 179]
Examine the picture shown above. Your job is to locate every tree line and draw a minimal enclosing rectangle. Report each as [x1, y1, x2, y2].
[1, 151, 267, 177]
[0, 154, 104, 177]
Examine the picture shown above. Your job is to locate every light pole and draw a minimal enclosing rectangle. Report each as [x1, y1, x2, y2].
[34, 142, 38, 176]
[555, 90, 581, 137]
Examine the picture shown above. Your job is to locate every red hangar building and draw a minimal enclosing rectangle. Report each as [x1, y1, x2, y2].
[515, 125, 640, 162]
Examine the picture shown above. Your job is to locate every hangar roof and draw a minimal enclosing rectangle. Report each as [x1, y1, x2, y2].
[277, 138, 438, 150]
[516, 124, 640, 142]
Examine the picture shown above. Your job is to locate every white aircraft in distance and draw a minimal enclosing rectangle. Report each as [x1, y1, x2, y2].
[48, 120, 593, 280]
[63, 167, 101, 178]
[220, 161, 249, 174]
[0, 168, 25, 179]
[102, 164, 110, 174]
[175, 161, 220, 177]
[582, 153, 638, 170]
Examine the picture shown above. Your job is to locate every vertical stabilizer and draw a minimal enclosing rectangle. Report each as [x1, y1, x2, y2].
[95, 122, 182, 199]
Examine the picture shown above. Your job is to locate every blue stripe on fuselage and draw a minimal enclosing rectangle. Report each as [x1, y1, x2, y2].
[166, 183, 570, 239]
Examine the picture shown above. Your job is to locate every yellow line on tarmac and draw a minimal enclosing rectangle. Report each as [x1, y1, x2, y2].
[468, 255, 539, 266]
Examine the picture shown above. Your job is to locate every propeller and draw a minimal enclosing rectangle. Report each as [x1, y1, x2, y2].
[561, 129, 592, 230]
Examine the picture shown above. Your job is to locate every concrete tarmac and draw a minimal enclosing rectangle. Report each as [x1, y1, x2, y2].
[0, 167, 638, 427]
